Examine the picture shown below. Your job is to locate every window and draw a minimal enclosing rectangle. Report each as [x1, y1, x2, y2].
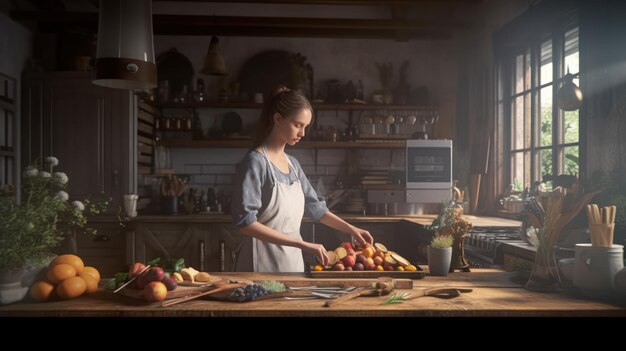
[497, 25, 580, 191]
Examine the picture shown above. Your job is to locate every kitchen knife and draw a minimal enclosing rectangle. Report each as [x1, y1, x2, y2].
[114, 265, 151, 293]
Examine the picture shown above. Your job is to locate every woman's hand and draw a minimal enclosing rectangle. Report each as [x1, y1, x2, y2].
[301, 241, 329, 266]
[350, 226, 374, 247]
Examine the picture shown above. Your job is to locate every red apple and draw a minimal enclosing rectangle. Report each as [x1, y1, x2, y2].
[373, 256, 384, 266]
[384, 264, 394, 271]
[136, 267, 165, 290]
[161, 275, 178, 291]
[128, 262, 146, 278]
[143, 281, 167, 302]
[341, 255, 356, 268]
[343, 242, 354, 251]
[145, 267, 165, 282]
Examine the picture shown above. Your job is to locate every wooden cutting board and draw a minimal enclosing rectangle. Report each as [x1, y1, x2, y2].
[115, 284, 217, 300]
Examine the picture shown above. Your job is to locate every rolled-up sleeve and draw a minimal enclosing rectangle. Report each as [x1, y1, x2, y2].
[231, 153, 266, 228]
[290, 156, 329, 221]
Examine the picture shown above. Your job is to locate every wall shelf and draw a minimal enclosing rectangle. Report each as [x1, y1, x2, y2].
[161, 139, 406, 149]
[149, 101, 436, 111]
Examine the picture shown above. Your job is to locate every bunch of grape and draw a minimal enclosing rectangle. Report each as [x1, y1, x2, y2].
[229, 284, 268, 302]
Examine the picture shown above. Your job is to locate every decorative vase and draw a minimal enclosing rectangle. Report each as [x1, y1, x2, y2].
[427, 246, 452, 276]
[449, 236, 471, 273]
[0, 268, 29, 305]
[525, 245, 559, 292]
[0, 254, 55, 305]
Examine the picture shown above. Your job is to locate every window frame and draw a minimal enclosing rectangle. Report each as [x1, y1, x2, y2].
[496, 18, 581, 192]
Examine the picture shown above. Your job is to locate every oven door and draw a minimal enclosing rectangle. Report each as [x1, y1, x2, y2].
[406, 139, 452, 189]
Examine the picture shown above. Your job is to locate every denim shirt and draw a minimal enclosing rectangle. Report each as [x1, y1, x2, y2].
[231, 150, 328, 228]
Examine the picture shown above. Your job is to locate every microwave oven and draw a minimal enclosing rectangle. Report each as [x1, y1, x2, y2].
[405, 139, 452, 204]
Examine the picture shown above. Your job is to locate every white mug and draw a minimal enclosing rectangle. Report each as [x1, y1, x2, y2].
[123, 194, 139, 218]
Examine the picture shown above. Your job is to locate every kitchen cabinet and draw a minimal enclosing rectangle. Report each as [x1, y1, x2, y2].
[0, 73, 17, 196]
[125, 219, 244, 272]
[21, 71, 137, 211]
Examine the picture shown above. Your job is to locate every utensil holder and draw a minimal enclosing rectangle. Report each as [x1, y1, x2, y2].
[589, 223, 614, 247]
[162, 196, 179, 215]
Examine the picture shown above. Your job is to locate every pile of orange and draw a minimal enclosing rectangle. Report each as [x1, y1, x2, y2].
[29, 254, 101, 302]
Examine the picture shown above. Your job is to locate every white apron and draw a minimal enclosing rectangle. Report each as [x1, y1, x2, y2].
[234, 145, 306, 272]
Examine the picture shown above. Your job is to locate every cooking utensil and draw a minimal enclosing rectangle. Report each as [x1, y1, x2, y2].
[114, 265, 151, 293]
[403, 287, 473, 300]
[324, 278, 395, 307]
[161, 283, 246, 307]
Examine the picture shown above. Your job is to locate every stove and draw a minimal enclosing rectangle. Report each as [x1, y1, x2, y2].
[463, 227, 523, 268]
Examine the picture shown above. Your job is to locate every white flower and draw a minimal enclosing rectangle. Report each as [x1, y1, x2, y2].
[39, 171, 51, 178]
[72, 200, 85, 212]
[45, 156, 59, 167]
[53, 172, 68, 184]
[56, 191, 69, 201]
[23, 167, 39, 178]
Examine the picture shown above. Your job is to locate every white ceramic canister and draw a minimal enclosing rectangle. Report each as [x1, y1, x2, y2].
[573, 244, 624, 297]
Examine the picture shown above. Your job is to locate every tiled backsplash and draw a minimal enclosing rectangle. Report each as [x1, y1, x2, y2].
[169, 147, 406, 191]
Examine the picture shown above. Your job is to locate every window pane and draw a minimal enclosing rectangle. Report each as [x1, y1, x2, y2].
[524, 93, 531, 149]
[539, 148, 552, 181]
[540, 39, 553, 85]
[512, 152, 525, 191]
[540, 86, 553, 146]
[513, 96, 524, 150]
[564, 27, 579, 74]
[564, 110, 579, 144]
[515, 54, 524, 94]
[562, 145, 579, 175]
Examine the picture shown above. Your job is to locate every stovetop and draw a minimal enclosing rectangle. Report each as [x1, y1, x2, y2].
[464, 227, 523, 267]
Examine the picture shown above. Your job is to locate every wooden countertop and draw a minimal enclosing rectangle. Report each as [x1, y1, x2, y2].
[92, 214, 522, 226]
[1, 270, 623, 317]
[401, 214, 522, 227]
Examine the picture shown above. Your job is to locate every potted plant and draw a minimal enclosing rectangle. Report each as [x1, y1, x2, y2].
[0, 157, 108, 304]
[429, 200, 471, 272]
[428, 234, 453, 276]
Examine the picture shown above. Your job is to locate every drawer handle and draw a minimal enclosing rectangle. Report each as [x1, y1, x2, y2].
[94, 235, 110, 242]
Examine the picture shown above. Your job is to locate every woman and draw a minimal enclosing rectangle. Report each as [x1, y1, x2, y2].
[231, 87, 373, 272]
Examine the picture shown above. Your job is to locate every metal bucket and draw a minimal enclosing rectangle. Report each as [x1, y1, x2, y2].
[573, 244, 624, 297]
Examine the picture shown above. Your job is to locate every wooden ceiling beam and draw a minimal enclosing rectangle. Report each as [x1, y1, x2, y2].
[10, 11, 469, 30]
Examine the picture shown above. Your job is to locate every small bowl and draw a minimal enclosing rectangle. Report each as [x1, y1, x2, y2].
[558, 258, 575, 282]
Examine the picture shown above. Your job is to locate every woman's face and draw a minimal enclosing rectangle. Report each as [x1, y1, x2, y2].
[274, 108, 312, 146]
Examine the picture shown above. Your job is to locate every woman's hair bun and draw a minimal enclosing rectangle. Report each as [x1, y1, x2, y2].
[272, 85, 291, 96]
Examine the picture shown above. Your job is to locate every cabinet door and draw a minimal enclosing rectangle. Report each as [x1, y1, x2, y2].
[22, 72, 135, 210]
[127, 222, 244, 272]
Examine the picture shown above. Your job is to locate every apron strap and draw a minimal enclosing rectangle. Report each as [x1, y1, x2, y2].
[260, 144, 300, 182]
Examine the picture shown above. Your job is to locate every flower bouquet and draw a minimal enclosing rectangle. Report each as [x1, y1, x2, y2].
[0, 157, 109, 273]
